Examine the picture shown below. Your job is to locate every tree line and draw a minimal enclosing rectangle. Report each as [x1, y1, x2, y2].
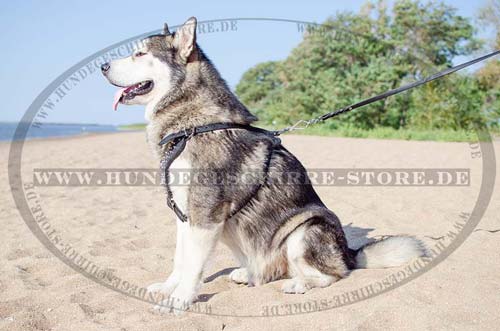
[235, 0, 500, 133]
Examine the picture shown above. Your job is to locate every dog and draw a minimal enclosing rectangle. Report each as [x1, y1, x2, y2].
[101, 17, 426, 314]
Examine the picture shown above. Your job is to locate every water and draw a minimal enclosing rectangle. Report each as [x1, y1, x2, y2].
[0, 122, 118, 141]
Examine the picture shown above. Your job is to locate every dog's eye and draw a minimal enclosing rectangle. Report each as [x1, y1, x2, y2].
[135, 51, 147, 57]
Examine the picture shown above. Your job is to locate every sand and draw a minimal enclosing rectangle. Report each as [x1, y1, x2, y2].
[1, 131, 499, 330]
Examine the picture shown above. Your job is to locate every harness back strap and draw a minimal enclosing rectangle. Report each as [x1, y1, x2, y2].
[159, 123, 280, 222]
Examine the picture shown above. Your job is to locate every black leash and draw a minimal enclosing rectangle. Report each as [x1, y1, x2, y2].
[273, 49, 500, 135]
[159, 49, 500, 222]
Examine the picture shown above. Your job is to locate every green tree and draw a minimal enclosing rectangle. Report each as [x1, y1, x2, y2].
[409, 76, 485, 129]
[477, 0, 500, 127]
[236, 0, 484, 130]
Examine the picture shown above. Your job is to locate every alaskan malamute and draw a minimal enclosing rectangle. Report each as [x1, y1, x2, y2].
[102, 17, 426, 314]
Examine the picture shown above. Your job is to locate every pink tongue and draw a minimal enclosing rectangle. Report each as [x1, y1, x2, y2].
[112, 88, 127, 111]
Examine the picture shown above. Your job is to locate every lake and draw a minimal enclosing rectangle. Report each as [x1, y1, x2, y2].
[0, 122, 118, 141]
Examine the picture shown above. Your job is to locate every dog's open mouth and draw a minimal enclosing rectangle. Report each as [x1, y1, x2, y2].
[112, 80, 154, 110]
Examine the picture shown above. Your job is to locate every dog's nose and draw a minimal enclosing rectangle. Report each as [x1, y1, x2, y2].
[101, 62, 110, 73]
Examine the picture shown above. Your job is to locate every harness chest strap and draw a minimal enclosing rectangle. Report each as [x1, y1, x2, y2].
[159, 123, 281, 222]
[159, 136, 189, 222]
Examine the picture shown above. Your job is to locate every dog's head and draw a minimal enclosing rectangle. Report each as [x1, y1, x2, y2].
[101, 17, 198, 114]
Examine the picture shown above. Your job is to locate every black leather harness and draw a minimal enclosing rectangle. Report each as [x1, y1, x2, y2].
[158, 123, 281, 222]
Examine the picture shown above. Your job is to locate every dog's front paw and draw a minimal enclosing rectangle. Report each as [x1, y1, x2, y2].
[153, 287, 197, 315]
[281, 278, 310, 294]
[147, 275, 179, 296]
[229, 267, 249, 284]
[153, 298, 191, 316]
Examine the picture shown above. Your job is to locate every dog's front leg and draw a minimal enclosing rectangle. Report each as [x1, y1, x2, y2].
[147, 218, 188, 295]
[155, 222, 223, 315]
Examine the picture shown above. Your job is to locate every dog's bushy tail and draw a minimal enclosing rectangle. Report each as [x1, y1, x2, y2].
[353, 236, 427, 269]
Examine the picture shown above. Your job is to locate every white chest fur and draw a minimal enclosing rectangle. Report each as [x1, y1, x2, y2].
[168, 154, 191, 216]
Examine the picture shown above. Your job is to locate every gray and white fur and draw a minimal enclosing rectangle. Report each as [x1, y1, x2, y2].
[102, 17, 427, 314]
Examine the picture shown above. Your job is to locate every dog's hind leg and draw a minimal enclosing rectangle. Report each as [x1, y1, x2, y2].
[229, 267, 249, 284]
[155, 222, 223, 314]
[282, 220, 350, 294]
[227, 247, 249, 284]
[147, 218, 188, 295]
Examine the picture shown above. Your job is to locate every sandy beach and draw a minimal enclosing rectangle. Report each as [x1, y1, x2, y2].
[1, 131, 499, 330]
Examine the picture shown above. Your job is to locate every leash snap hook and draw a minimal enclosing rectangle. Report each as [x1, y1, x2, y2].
[184, 127, 196, 139]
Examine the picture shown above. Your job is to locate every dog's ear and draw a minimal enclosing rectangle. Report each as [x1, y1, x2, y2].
[173, 17, 197, 63]
[163, 23, 171, 35]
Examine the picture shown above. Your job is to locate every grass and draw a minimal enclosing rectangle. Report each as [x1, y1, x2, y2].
[261, 121, 492, 142]
[118, 122, 496, 142]
[118, 123, 147, 130]
[287, 125, 479, 142]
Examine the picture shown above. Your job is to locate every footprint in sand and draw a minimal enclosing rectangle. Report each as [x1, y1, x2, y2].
[124, 238, 151, 251]
[15, 265, 51, 290]
[6, 249, 32, 261]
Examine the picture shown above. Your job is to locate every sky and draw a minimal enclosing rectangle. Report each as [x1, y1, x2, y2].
[0, 0, 492, 125]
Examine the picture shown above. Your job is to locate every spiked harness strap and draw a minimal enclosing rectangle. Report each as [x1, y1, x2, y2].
[158, 123, 281, 222]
